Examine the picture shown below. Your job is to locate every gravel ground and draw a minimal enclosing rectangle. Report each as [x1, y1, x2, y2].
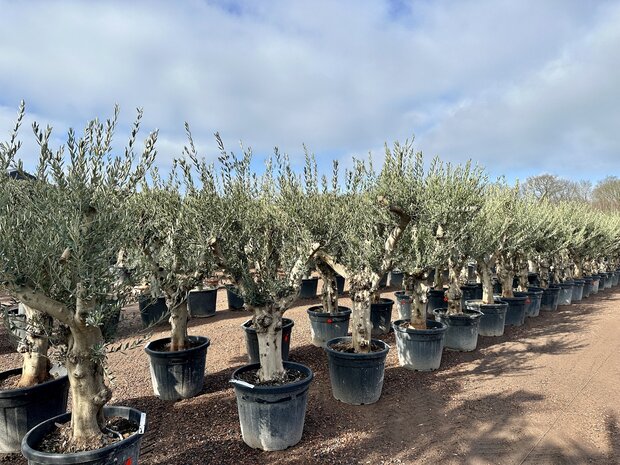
[1, 284, 619, 464]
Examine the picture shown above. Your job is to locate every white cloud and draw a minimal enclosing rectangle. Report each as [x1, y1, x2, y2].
[0, 0, 618, 182]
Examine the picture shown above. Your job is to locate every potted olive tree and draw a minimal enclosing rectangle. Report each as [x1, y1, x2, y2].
[132, 155, 218, 401]
[196, 134, 320, 450]
[317, 141, 424, 404]
[426, 160, 487, 351]
[1, 104, 155, 463]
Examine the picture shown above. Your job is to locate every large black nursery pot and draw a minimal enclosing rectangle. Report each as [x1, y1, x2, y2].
[100, 306, 121, 342]
[433, 308, 483, 352]
[242, 318, 294, 364]
[595, 273, 606, 291]
[540, 286, 560, 311]
[465, 299, 508, 336]
[378, 273, 388, 288]
[528, 272, 541, 287]
[460, 284, 479, 309]
[3, 306, 26, 350]
[299, 277, 319, 299]
[525, 287, 544, 317]
[336, 274, 346, 295]
[144, 335, 210, 401]
[582, 276, 593, 298]
[557, 281, 574, 306]
[188, 288, 217, 317]
[392, 319, 447, 371]
[603, 272, 613, 289]
[427, 289, 446, 317]
[370, 298, 394, 336]
[307, 306, 351, 348]
[612, 271, 619, 287]
[591, 275, 600, 294]
[226, 286, 245, 310]
[395, 293, 412, 320]
[571, 279, 585, 302]
[501, 293, 528, 326]
[21, 405, 147, 465]
[230, 362, 312, 451]
[388, 270, 404, 288]
[138, 295, 169, 328]
[324, 337, 389, 405]
[0, 368, 69, 453]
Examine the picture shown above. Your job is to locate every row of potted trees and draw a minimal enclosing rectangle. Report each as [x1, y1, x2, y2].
[1, 106, 619, 463]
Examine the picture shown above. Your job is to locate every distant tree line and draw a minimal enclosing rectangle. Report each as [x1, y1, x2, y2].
[521, 174, 620, 212]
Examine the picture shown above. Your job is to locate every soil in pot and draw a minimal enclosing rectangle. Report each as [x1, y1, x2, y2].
[370, 298, 394, 336]
[465, 300, 508, 337]
[21, 405, 146, 465]
[230, 362, 313, 451]
[307, 306, 351, 348]
[144, 335, 211, 401]
[188, 288, 217, 317]
[501, 294, 528, 326]
[392, 319, 447, 371]
[324, 337, 389, 405]
[0, 367, 69, 454]
[299, 277, 319, 299]
[242, 318, 294, 364]
[432, 308, 482, 352]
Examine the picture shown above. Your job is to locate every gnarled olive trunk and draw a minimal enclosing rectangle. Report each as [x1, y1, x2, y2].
[253, 305, 286, 382]
[497, 254, 515, 298]
[167, 299, 189, 352]
[573, 258, 583, 279]
[445, 260, 462, 315]
[539, 259, 551, 288]
[516, 257, 529, 292]
[478, 261, 495, 305]
[17, 304, 51, 387]
[349, 275, 373, 354]
[66, 323, 111, 450]
[404, 272, 428, 329]
[316, 261, 339, 315]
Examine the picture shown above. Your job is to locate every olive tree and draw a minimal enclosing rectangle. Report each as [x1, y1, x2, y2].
[130, 148, 218, 351]
[316, 141, 425, 352]
[0, 104, 156, 449]
[205, 136, 320, 382]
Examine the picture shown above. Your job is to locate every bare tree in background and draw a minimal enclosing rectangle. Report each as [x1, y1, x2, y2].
[592, 176, 620, 212]
[521, 174, 591, 203]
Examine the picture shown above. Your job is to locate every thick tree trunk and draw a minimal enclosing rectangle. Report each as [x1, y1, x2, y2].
[168, 299, 189, 352]
[66, 324, 111, 450]
[349, 276, 372, 353]
[17, 304, 51, 387]
[478, 262, 495, 305]
[516, 257, 529, 292]
[539, 259, 550, 288]
[408, 274, 428, 329]
[497, 254, 515, 298]
[444, 258, 463, 315]
[253, 305, 286, 383]
[316, 262, 339, 314]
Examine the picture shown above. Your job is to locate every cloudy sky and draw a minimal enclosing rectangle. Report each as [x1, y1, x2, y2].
[1, 0, 619, 182]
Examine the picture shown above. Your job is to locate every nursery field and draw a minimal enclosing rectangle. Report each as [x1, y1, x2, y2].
[1, 283, 619, 465]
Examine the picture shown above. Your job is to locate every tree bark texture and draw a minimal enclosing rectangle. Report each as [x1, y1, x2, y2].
[478, 262, 495, 305]
[253, 305, 286, 382]
[316, 261, 339, 314]
[17, 304, 51, 387]
[168, 299, 189, 352]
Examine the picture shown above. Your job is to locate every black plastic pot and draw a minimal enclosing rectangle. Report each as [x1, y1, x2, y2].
[100, 307, 121, 342]
[582, 276, 593, 298]
[21, 405, 146, 465]
[4, 307, 26, 350]
[299, 277, 319, 299]
[528, 272, 541, 287]
[432, 308, 483, 352]
[226, 286, 245, 309]
[388, 271, 404, 289]
[336, 274, 346, 295]
[242, 318, 294, 364]
[230, 362, 312, 451]
[493, 280, 502, 295]
[591, 275, 601, 294]
[571, 279, 585, 302]
[0, 368, 69, 453]
[464, 300, 508, 336]
[370, 298, 394, 336]
[460, 284, 479, 309]
[144, 335, 210, 401]
[427, 289, 446, 317]
[474, 283, 483, 299]
[612, 271, 619, 287]
[525, 287, 543, 317]
[395, 293, 412, 320]
[188, 289, 217, 317]
[392, 319, 446, 371]
[138, 295, 169, 328]
[324, 337, 389, 405]
[557, 281, 574, 306]
[541, 286, 560, 311]
[603, 272, 613, 289]
[501, 294, 527, 326]
[307, 306, 351, 348]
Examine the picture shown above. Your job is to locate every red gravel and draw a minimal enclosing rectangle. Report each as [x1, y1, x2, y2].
[1, 285, 619, 464]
